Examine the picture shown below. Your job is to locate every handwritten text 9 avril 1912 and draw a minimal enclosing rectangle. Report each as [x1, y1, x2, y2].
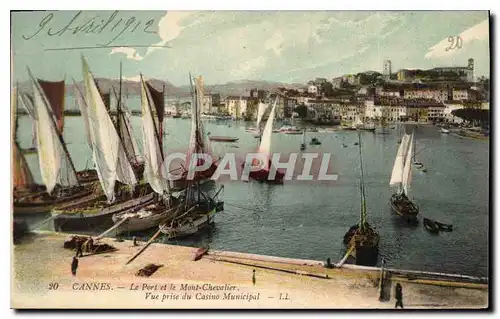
[22, 11, 157, 46]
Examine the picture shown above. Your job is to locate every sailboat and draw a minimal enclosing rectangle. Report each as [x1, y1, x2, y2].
[158, 75, 224, 239]
[389, 131, 419, 220]
[172, 76, 218, 190]
[248, 102, 269, 138]
[14, 70, 97, 216]
[355, 117, 376, 132]
[52, 58, 154, 231]
[111, 75, 179, 234]
[244, 99, 285, 184]
[343, 130, 379, 266]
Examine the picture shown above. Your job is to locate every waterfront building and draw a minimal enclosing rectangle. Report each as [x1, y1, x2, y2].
[428, 105, 446, 122]
[211, 93, 221, 107]
[201, 95, 213, 114]
[225, 96, 248, 119]
[332, 77, 344, 89]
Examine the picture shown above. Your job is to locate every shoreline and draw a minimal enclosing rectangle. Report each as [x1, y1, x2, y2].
[11, 231, 488, 309]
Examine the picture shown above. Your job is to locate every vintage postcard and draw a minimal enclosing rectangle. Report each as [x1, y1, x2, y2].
[11, 10, 490, 309]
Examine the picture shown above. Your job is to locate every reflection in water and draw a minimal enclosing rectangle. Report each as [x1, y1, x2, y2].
[14, 112, 489, 277]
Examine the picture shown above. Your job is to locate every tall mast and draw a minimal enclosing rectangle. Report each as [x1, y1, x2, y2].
[357, 130, 367, 231]
[117, 61, 123, 140]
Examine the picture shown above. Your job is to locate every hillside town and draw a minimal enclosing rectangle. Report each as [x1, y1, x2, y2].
[193, 58, 489, 127]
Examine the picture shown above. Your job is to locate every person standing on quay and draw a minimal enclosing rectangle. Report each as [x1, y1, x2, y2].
[395, 283, 404, 309]
[71, 257, 79, 276]
[252, 269, 256, 286]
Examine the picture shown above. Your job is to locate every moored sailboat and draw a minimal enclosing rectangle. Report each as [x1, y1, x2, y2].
[53, 58, 152, 231]
[343, 130, 380, 266]
[244, 99, 285, 184]
[111, 74, 179, 235]
[14, 71, 96, 216]
[389, 131, 419, 221]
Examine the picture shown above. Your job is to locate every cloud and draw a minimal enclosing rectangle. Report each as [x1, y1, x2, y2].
[425, 18, 489, 59]
[110, 11, 192, 61]
[109, 47, 144, 61]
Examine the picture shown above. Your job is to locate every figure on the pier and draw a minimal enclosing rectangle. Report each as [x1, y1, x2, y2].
[133, 236, 138, 246]
[75, 240, 83, 257]
[395, 283, 404, 309]
[252, 269, 256, 286]
[71, 257, 79, 276]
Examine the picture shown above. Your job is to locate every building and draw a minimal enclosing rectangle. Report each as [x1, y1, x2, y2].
[383, 60, 392, 78]
[305, 99, 341, 122]
[427, 105, 445, 122]
[201, 95, 213, 114]
[432, 58, 474, 82]
[307, 85, 318, 95]
[404, 88, 448, 102]
[211, 93, 221, 106]
[225, 96, 248, 119]
[257, 89, 269, 101]
[397, 69, 410, 81]
[332, 77, 344, 89]
[452, 88, 477, 101]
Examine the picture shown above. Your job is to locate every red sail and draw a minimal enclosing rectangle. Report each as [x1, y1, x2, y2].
[13, 141, 34, 189]
[38, 79, 65, 132]
[146, 82, 165, 147]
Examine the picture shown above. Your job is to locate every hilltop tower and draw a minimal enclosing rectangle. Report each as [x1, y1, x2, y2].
[383, 60, 392, 79]
[467, 58, 474, 82]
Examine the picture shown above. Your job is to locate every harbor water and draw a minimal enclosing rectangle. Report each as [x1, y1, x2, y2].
[14, 98, 489, 278]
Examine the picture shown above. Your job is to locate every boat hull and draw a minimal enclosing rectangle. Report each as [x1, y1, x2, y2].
[390, 193, 419, 220]
[13, 186, 95, 216]
[343, 224, 379, 266]
[160, 208, 215, 239]
[53, 193, 156, 232]
[113, 210, 171, 234]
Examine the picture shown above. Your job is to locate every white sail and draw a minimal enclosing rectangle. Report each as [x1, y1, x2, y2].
[74, 84, 93, 151]
[256, 102, 268, 128]
[402, 132, 414, 195]
[389, 133, 411, 187]
[140, 76, 170, 195]
[82, 57, 137, 202]
[354, 117, 363, 126]
[257, 99, 277, 170]
[121, 101, 142, 162]
[29, 70, 79, 194]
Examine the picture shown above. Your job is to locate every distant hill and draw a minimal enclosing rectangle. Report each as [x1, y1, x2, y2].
[16, 78, 305, 99]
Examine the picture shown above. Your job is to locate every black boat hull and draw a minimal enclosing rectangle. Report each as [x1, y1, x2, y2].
[390, 193, 419, 220]
[53, 193, 156, 232]
[343, 224, 379, 266]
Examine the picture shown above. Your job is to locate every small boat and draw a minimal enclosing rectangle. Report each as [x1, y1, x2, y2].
[112, 202, 177, 234]
[310, 138, 321, 145]
[342, 143, 347, 148]
[307, 127, 318, 132]
[208, 136, 239, 142]
[423, 218, 440, 234]
[441, 128, 450, 134]
[354, 142, 359, 146]
[424, 217, 453, 232]
[300, 129, 307, 150]
[284, 129, 303, 135]
[160, 207, 216, 239]
[245, 127, 259, 133]
[300, 143, 306, 151]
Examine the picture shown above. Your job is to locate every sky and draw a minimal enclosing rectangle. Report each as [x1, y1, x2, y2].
[11, 10, 490, 86]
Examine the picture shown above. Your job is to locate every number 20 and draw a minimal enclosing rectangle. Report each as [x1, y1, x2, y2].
[445, 36, 463, 52]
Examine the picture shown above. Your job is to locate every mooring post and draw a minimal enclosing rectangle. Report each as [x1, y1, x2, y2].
[378, 258, 385, 301]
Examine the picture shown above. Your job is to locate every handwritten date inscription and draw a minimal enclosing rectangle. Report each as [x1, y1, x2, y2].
[445, 36, 463, 52]
[22, 11, 156, 46]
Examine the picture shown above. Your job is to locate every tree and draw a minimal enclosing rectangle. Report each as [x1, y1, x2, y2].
[451, 108, 489, 127]
[320, 82, 334, 97]
[294, 104, 308, 118]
